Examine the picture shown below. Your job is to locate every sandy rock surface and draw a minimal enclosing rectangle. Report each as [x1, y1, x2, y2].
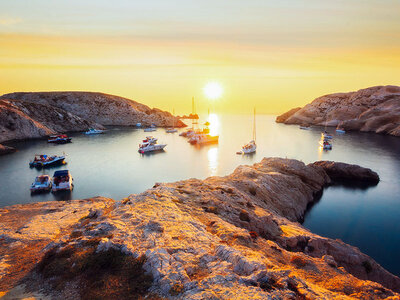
[0, 158, 399, 299]
[276, 85, 400, 136]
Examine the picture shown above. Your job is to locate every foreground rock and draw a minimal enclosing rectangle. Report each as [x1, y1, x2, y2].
[276, 85, 400, 136]
[0, 158, 398, 299]
[0, 92, 185, 150]
[0, 144, 16, 156]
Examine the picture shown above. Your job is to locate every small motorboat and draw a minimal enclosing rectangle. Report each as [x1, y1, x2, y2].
[29, 155, 66, 169]
[299, 126, 310, 130]
[336, 128, 346, 134]
[48, 134, 72, 144]
[321, 131, 333, 140]
[144, 124, 157, 132]
[189, 133, 219, 145]
[166, 128, 178, 133]
[138, 139, 166, 153]
[179, 128, 195, 137]
[85, 128, 104, 135]
[136, 123, 142, 127]
[319, 139, 333, 150]
[30, 175, 52, 193]
[240, 140, 256, 154]
[142, 136, 158, 144]
[52, 170, 73, 192]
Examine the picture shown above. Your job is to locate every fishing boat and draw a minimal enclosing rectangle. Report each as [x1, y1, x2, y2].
[238, 108, 257, 154]
[189, 133, 219, 145]
[30, 175, 52, 193]
[48, 134, 72, 144]
[85, 128, 104, 135]
[29, 155, 66, 169]
[138, 139, 166, 153]
[52, 170, 73, 192]
[319, 139, 332, 150]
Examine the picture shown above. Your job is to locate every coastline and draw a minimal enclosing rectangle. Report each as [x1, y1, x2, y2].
[1, 158, 398, 299]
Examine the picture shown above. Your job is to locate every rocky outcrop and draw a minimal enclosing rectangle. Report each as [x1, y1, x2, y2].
[0, 158, 399, 299]
[1, 91, 184, 128]
[0, 144, 16, 156]
[276, 85, 400, 136]
[275, 107, 301, 123]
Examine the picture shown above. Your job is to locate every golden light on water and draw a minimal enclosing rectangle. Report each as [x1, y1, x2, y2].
[208, 113, 220, 136]
[207, 147, 218, 176]
[203, 82, 223, 100]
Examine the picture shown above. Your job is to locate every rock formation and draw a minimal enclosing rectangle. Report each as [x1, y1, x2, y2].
[0, 144, 16, 156]
[0, 158, 398, 299]
[0, 92, 185, 151]
[276, 85, 400, 136]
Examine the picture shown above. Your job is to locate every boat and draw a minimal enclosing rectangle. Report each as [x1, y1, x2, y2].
[321, 131, 333, 140]
[336, 128, 346, 134]
[30, 175, 52, 193]
[179, 129, 195, 137]
[166, 109, 178, 133]
[29, 155, 66, 169]
[136, 123, 142, 127]
[238, 108, 257, 154]
[48, 134, 72, 144]
[52, 170, 73, 192]
[85, 128, 104, 135]
[319, 139, 332, 150]
[144, 124, 157, 132]
[138, 139, 166, 153]
[189, 133, 219, 145]
[299, 126, 310, 130]
[166, 128, 177, 133]
[142, 136, 158, 144]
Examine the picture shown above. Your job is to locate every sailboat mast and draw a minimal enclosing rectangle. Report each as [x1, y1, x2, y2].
[172, 108, 175, 128]
[191, 97, 194, 129]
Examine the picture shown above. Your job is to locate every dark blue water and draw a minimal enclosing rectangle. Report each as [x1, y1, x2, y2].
[0, 115, 399, 276]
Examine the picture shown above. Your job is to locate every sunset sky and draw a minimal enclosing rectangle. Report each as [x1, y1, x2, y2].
[1, 0, 400, 114]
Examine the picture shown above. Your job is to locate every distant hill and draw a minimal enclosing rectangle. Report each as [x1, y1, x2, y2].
[276, 86, 400, 136]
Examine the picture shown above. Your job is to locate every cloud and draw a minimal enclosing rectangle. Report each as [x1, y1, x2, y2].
[0, 17, 22, 26]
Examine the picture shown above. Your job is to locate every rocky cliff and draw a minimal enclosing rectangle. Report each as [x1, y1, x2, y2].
[276, 85, 400, 136]
[0, 92, 185, 149]
[0, 158, 398, 299]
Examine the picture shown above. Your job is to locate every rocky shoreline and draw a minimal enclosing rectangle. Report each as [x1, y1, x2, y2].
[0, 158, 398, 299]
[276, 85, 400, 136]
[0, 92, 185, 154]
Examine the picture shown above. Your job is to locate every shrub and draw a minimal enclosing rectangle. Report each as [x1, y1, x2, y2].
[248, 186, 257, 196]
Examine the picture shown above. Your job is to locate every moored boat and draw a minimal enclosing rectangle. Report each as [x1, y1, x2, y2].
[336, 128, 346, 134]
[321, 131, 333, 140]
[189, 133, 219, 145]
[319, 139, 332, 150]
[48, 134, 72, 144]
[238, 108, 257, 154]
[52, 170, 73, 192]
[299, 125, 310, 130]
[85, 128, 104, 135]
[30, 175, 52, 193]
[29, 155, 66, 168]
[138, 139, 166, 153]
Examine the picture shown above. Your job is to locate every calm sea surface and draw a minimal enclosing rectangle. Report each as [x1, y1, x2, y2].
[1, 114, 399, 276]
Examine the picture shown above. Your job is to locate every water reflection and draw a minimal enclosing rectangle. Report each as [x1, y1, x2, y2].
[208, 113, 220, 137]
[207, 146, 218, 176]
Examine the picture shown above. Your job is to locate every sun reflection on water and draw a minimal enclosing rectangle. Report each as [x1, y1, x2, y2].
[208, 113, 220, 136]
[207, 146, 218, 176]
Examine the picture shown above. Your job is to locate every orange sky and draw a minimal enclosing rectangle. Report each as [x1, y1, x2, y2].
[1, 1, 400, 114]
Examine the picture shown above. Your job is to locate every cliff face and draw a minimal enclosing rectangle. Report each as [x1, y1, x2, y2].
[276, 85, 400, 136]
[0, 158, 398, 299]
[1, 91, 184, 128]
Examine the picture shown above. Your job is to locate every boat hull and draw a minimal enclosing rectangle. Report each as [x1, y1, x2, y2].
[29, 157, 66, 169]
[138, 144, 166, 153]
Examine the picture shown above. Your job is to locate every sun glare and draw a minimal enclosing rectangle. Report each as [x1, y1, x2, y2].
[204, 82, 223, 100]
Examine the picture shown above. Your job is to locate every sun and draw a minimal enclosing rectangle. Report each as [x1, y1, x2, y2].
[203, 82, 223, 100]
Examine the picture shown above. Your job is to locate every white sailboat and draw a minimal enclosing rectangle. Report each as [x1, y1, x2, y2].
[238, 108, 257, 154]
[166, 109, 178, 133]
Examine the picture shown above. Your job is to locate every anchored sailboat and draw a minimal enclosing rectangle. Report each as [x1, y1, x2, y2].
[238, 108, 257, 154]
[166, 108, 178, 133]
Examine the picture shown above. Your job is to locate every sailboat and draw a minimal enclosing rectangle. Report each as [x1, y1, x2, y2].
[238, 108, 257, 154]
[179, 97, 197, 137]
[166, 109, 178, 133]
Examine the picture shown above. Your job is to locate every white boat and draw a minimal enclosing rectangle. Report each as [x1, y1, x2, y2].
[321, 131, 332, 140]
[299, 126, 310, 130]
[144, 128, 156, 132]
[85, 128, 104, 135]
[30, 175, 52, 193]
[48, 134, 72, 144]
[179, 129, 194, 137]
[166, 109, 178, 133]
[52, 170, 73, 192]
[166, 128, 177, 133]
[136, 123, 142, 127]
[238, 108, 257, 154]
[336, 128, 346, 134]
[142, 136, 158, 144]
[319, 139, 332, 150]
[189, 133, 219, 145]
[138, 139, 166, 153]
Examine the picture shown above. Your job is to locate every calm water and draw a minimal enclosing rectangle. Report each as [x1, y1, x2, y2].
[1, 115, 399, 276]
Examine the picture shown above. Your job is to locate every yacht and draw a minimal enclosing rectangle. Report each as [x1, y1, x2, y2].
[52, 170, 73, 192]
[189, 133, 219, 145]
[30, 175, 52, 193]
[138, 139, 166, 153]
[85, 128, 104, 135]
[142, 136, 158, 144]
[48, 134, 72, 144]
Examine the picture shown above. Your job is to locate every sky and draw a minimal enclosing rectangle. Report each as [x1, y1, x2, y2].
[1, 0, 400, 114]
